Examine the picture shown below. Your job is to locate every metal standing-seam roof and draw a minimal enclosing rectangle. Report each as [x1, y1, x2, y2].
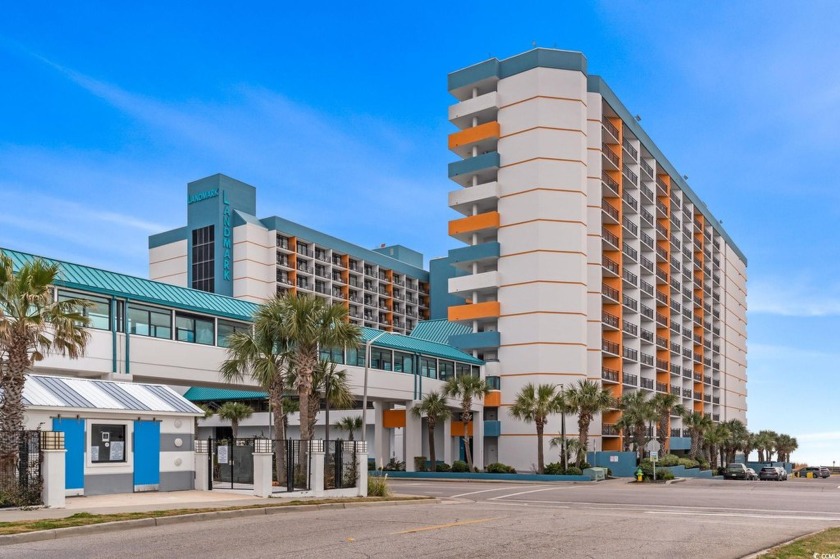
[1, 248, 259, 321]
[21, 375, 204, 416]
[409, 319, 473, 345]
[183, 386, 268, 402]
[362, 327, 482, 365]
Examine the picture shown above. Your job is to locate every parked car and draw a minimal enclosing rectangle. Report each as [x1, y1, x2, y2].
[777, 467, 788, 480]
[820, 467, 831, 478]
[799, 466, 822, 478]
[746, 467, 758, 480]
[724, 463, 751, 480]
[759, 466, 785, 481]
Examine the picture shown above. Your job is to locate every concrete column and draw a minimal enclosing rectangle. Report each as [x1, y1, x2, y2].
[404, 401, 422, 472]
[443, 416, 453, 465]
[253, 452, 273, 498]
[472, 410, 484, 470]
[310, 447, 325, 497]
[356, 449, 369, 497]
[194, 449, 210, 491]
[373, 401, 391, 469]
[41, 449, 66, 509]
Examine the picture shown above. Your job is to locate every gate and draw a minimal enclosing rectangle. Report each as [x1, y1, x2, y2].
[325, 440, 358, 489]
[283, 440, 309, 492]
[0, 431, 42, 507]
[210, 438, 255, 490]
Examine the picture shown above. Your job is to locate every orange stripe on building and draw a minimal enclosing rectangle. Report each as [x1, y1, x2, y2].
[448, 301, 500, 321]
[448, 121, 500, 150]
[484, 391, 501, 407]
[382, 409, 406, 429]
[451, 421, 474, 437]
[448, 211, 500, 236]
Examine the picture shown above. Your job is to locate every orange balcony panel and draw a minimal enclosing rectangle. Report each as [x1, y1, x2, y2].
[448, 301, 500, 322]
[448, 121, 500, 150]
[448, 211, 500, 236]
[383, 409, 406, 429]
[451, 421, 474, 437]
[485, 391, 501, 407]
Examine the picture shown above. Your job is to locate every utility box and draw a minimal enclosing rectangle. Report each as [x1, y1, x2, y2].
[584, 467, 607, 481]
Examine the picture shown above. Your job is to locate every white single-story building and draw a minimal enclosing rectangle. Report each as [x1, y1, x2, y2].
[22, 374, 203, 496]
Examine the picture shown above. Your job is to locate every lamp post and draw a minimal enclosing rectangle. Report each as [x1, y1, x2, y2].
[361, 331, 387, 443]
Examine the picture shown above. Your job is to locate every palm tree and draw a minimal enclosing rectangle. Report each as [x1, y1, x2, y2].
[775, 434, 798, 463]
[336, 416, 363, 441]
[755, 430, 777, 462]
[650, 393, 685, 453]
[549, 437, 586, 470]
[703, 422, 730, 469]
[563, 380, 615, 467]
[217, 402, 254, 438]
[220, 295, 292, 481]
[0, 254, 91, 474]
[444, 374, 489, 470]
[411, 391, 451, 471]
[617, 390, 657, 461]
[303, 360, 354, 440]
[741, 431, 757, 463]
[682, 411, 712, 461]
[722, 420, 749, 465]
[276, 294, 361, 443]
[508, 383, 563, 474]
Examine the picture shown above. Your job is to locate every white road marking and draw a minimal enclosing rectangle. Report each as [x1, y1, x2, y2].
[450, 485, 544, 499]
[646, 510, 840, 521]
[489, 498, 840, 516]
[488, 487, 567, 500]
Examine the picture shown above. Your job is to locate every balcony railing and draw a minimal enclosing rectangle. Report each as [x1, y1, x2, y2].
[641, 328, 654, 342]
[641, 207, 654, 226]
[656, 336, 668, 349]
[603, 424, 619, 436]
[622, 138, 638, 161]
[622, 216, 638, 236]
[656, 382, 668, 393]
[641, 304, 654, 319]
[641, 256, 654, 273]
[623, 374, 639, 386]
[641, 353, 654, 366]
[640, 378, 655, 389]
[623, 294, 638, 311]
[622, 164, 639, 186]
[603, 340, 620, 355]
[602, 367, 619, 382]
[623, 320, 638, 336]
[603, 144, 620, 167]
[670, 386, 680, 396]
[640, 279, 654, 296]
[622, 190, 638, 211]
[603, 255, 620, 275]
[641, 161, 654, 178]
[603, 228, 620, 248]
[602, 312, 620, 328]
[656, 359, 669, 371]
[603, 120, 620, 141]
[622, 268, 638, 286]
[603, 200, 620, 221]
[622, 347, 638, 361]
[602, 285, 619, 301]
[623, 243, 638, 261]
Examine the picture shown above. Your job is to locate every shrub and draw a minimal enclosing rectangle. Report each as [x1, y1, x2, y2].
[414, 456, 428, 472]
[564, 466, 583, 476]
[678, 458, 699, 469]
[698, 460, 710, 470]
[658, 454, 681, 467]
[436, 463, 451, 472]
[579, 462, 591, 470]
[606, 468, 613, 478]
[451, 460, 469, 472]
[382, 458, 405, 471]
[544, 462, 564, 475]
[486, 462, 516, 474]
[659, 470, 675, 481]
[368, 474, 390, 497]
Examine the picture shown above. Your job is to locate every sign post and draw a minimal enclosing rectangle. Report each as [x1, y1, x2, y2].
[645, 440, 661, 482]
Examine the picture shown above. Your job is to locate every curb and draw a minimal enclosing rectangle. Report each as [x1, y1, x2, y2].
[740, 527, 831, 559]
[0, 498, 440, 547]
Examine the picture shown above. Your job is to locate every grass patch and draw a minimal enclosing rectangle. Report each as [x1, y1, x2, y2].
[761, 527, 840, 558]
[0, 496, 431, 536]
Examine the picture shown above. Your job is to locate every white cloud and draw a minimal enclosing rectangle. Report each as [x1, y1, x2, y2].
[749, 277, 840, 317]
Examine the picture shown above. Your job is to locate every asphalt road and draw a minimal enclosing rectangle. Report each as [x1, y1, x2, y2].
[3, 477, 839, 559]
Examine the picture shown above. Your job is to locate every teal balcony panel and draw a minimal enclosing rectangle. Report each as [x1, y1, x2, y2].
[484, 420, 501, 438]
[447, 242, 501, 267]
[448, 152, 500, 179]
[449, 330, 500, 351]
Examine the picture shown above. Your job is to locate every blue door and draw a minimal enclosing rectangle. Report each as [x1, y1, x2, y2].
[52, 418, 85, 492]
[133, 420, 160, 491]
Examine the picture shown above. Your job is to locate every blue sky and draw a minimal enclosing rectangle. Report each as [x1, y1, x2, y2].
[1, 1, 838, 465]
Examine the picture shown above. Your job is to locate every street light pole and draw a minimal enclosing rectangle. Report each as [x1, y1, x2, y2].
[361, 331, 387, 443]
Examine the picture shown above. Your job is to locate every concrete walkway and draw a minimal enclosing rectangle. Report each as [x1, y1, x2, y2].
[0, 490, 301, 522]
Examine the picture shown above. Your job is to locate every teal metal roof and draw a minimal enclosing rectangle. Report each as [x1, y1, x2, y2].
[1, 248, 259, 321]
[362, 327, 482, 365]
[409, 319, 472, 345]
[183, 386, 267, 402]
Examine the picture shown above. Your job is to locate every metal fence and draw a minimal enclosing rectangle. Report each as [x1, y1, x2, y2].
[210, 438, 255, 489]
[284, 440, 309, 492]
[325, 440, 361, 489]
[0, 431, 43, 507]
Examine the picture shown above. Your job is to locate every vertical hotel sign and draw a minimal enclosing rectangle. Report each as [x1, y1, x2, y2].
[222, 191, 231, 282]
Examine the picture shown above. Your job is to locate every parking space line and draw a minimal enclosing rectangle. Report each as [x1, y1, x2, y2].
[450, 486, 543, 499]
[488, 487, 567, 500]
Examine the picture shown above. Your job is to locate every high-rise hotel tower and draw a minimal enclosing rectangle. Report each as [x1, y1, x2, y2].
[443, 49, 747, 467]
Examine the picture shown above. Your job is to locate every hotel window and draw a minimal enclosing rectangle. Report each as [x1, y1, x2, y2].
[371, 348, 392, 371]
[192, 225, 215, 293]
[128, 304, 171, 339]
[420, 357, 437, 379]
[394, 351, 413, 374]
[90, 424, 126, 463]
[58, 291, 110, 330]
[456, 363, 472, 378]
[439, 360, 455, 382]
[217, 320, 250, 348]
[318, 347, 345, 364]
[175, 312, 214, 345]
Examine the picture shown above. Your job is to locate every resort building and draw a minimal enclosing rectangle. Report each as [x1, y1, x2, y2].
[148, 175, 431, 336]
[439, 48, 747, 468]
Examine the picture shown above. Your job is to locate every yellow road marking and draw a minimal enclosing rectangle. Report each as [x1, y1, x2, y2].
[395, 517, 499, 535]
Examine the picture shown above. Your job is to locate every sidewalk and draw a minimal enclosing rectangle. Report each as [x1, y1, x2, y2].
[0, 490, 289, 523]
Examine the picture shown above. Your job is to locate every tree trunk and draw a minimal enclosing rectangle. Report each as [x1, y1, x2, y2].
[462, 410, 473, 470]
[232, 420, 238, 439]
[536, 421, 544, 474]
[578, 416, 590, 468]
[758, 449, 765, 462]
[0, 342, 29, 485]
[428, 419, 436, 472]
[269, 385, 286, 483]
[690, 431, 699, 460]
[658, 414, 669, 453]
